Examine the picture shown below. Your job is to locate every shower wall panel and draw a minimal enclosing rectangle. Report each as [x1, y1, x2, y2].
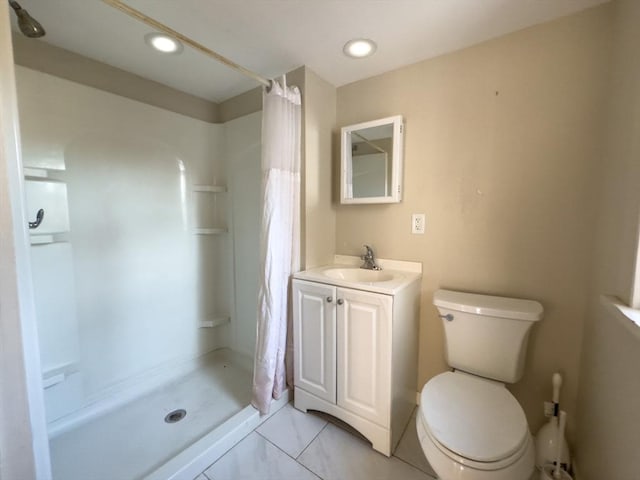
[225, 111, 262, 359]
[16, 66, 230, 421]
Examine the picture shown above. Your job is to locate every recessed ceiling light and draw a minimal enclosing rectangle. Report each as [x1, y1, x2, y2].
[343, 38, 377, 59]
[144, 32, 183, 54]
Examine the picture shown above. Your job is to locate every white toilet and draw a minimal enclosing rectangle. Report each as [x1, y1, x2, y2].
[417, 289, 543, 480]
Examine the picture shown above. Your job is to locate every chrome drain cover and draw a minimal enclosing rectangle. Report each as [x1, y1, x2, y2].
[164, 409, 187, 423]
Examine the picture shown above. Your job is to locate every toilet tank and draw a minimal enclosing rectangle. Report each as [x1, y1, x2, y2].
[434, 289, 543, 383]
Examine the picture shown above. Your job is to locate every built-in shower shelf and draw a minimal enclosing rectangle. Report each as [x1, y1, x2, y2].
[194, 228, 227, 235]
[199, 316, 230, 328]
[24, 167, 50, 179]
[193, 185, 227, 193]
[23, 167, 67, 179]
[42, 361, 79, 389]
[30, 234, 68, 245]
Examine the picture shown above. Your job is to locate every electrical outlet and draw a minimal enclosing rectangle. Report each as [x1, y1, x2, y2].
[544, 401, 554, 417]
[412, 214, 426, 234]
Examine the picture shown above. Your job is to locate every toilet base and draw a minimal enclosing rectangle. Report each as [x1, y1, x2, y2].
[416, 413, 535, 480]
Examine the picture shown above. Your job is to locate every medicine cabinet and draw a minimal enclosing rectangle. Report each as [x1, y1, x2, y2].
[340, 115, 404, 204]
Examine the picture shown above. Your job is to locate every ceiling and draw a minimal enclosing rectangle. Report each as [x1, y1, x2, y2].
[11, 0, 609, 103]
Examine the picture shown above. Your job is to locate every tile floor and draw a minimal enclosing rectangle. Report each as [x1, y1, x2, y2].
[195, 403, 438, 480]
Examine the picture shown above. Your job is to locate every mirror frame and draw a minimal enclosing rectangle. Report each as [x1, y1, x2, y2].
[340, 115, 404, 204]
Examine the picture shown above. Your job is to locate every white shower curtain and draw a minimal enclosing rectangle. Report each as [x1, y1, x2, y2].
[252, 77, 301, 414]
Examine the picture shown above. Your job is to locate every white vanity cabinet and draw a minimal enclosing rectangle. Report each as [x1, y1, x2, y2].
[292, 258, 421, 456]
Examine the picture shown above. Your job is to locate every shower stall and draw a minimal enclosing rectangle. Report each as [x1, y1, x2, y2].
[9, 5, 284, 478]
[17, 67, 274, 479]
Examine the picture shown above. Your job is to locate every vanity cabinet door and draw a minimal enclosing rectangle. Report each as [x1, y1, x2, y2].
[293, 280, 337, 404]
[336, 287, 392, 426]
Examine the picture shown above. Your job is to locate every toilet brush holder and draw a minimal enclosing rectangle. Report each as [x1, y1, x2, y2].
[536, 372, 570, 469]
[539, 411, 571, 480]
[535, 418, 571, 468]
[539, 465, 573, 480]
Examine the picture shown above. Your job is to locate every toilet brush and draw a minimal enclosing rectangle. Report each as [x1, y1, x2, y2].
[539, 411, 572, 480]
[553, 411, 567, 478]
[535, 373, 570, 469]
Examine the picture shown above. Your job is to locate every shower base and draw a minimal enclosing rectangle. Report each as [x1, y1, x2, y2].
[48, 349, 287, 480]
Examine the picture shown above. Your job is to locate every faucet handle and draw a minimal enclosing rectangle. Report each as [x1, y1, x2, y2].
[363, 244, 374, 256]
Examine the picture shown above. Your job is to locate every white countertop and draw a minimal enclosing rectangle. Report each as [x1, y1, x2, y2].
[294, 255, 422, 295]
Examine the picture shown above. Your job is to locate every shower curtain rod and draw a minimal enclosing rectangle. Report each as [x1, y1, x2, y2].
[101, 0, 272, 88]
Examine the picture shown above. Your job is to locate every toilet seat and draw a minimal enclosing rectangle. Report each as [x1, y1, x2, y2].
[419, 372, 529, 467]
[419, 411, 531, 471]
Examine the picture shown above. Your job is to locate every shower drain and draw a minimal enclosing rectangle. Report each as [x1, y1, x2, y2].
[164, 409, 187, 423]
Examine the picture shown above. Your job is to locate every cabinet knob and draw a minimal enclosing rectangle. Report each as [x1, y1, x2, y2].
[326, 296, 333, 303]
[337, 299, 344, 305]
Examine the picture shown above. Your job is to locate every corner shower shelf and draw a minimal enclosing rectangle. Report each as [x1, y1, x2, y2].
[30, 235, 69, 245]
[193, 185, 227, 193]
[193, 184, 227, 235]
[199, 316, 230, 328]
[194, 228, 227, 235]
[23, 167, 67, 180]
[42, 361, 79, 389]
[24, 167, 50, 179]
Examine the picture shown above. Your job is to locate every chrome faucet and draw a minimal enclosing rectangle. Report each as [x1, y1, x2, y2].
[361, 244, 382, 270]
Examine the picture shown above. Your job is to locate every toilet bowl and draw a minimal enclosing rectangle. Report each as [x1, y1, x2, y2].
[418, 290, 543, 480]
[417, 372, 534, 480]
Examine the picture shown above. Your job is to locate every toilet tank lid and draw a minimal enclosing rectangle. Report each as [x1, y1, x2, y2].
[433, 289, 543, 321]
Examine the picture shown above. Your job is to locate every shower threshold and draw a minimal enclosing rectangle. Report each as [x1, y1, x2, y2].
[147, 392, 289, 480]
[49, 349, 288, 480]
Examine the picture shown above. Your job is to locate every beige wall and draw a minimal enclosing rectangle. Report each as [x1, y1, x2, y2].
[218, 86, 262, 123]
[335, 4, 612, 442]
[575, 300, 640, 478]
[218, 66, 306, 123]
[585, 0, 640, 306]
[575, 0, 640, 478]
[214, 64, 337, 269]
[303, 68, 337, 268]
[11, 34, 307, 127]
[11, 34, 303, 126]
[12, 34, 220, 123]
[221, 65, 336, 269]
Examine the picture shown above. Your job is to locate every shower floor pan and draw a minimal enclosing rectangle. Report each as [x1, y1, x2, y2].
[49, 349, 288, 480]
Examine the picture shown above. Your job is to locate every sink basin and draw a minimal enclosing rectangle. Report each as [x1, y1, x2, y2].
[323, 268, 395, 283]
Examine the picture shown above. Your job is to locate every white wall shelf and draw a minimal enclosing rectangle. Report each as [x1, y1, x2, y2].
[198, 316, 230, 328]
[193, 185, 227, 193]
[24, 167, 50, 179]
[193, 184, 228, 233]
[23, 167, 67, 179]
[194, 228, 227, 235]
[30, 235, 69, 245]
[42, 361, 80, 389]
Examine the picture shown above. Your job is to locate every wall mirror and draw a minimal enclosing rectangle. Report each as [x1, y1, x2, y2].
[340, 115, 404, 204]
